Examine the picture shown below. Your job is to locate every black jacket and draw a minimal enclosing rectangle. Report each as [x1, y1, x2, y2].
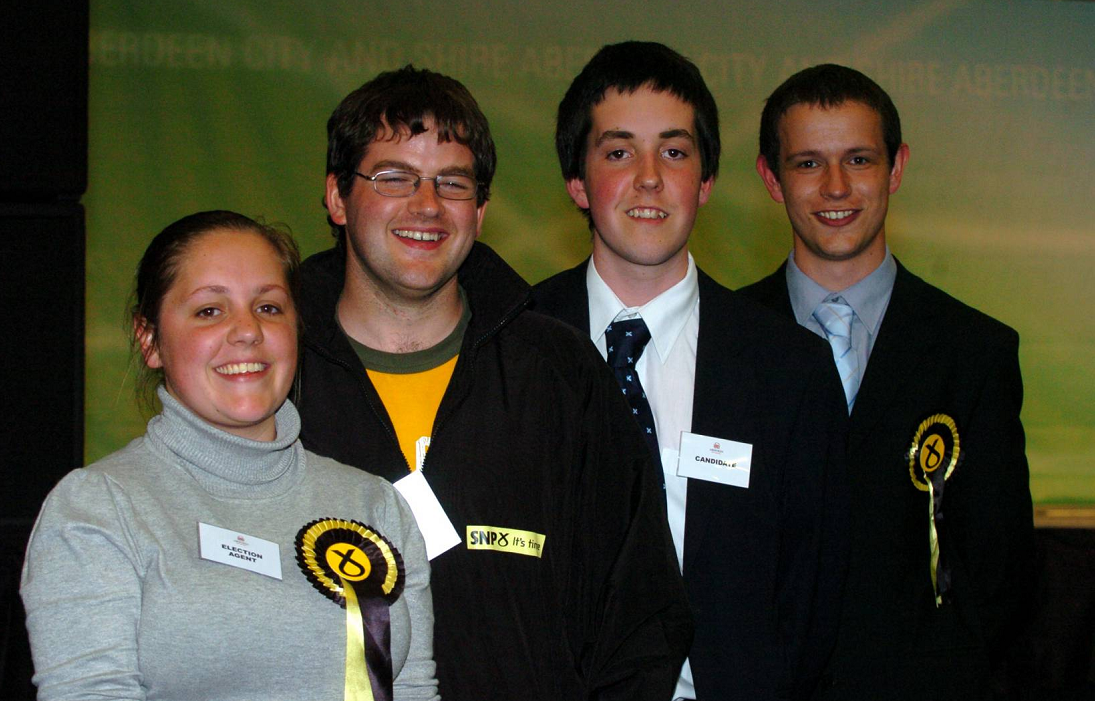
[297, 242, 692, 701]
[740, 261, 1034, 700]
[532, 261, 850, 701]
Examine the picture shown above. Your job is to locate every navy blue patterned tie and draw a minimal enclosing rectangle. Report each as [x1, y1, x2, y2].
[605, 318, 662, 479]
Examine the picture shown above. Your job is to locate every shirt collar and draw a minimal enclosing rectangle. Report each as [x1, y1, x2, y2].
[587, 254, 699, 363]
[786, 247, 897, 336]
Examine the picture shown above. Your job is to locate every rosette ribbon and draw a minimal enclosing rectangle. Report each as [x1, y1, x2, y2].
[297, 518, 405, 701]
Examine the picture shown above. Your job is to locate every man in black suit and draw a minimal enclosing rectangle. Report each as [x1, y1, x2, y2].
[531, 42, 849, 701]
[743, 63, 1034, 699]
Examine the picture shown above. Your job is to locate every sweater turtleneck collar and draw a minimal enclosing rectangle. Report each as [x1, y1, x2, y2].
[144, 386, 305, 499]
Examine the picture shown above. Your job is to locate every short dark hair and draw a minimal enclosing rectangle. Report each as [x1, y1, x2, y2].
[130, 210, 301, 412]
[325, 65, 496, 243]
[556, 41, 720, 214]
[759, 63, 902, 177]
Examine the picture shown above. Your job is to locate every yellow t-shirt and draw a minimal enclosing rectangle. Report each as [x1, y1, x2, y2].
[367, 357, 457, 471]
[342, 290, 470, 472]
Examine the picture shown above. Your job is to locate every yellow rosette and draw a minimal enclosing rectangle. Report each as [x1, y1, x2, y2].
[907, 414, 961, 607]
[296, 518, 404, 701]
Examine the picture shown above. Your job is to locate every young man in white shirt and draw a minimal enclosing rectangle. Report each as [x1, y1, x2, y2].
[532, 42, 850, 701]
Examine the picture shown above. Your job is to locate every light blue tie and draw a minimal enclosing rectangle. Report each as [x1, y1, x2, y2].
[814, 300, 860, 413]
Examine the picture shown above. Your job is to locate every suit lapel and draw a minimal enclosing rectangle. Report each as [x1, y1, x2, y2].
[847, 263, 942, 452]
[540, 264, 759, 575]
[683, 272, 753, 574]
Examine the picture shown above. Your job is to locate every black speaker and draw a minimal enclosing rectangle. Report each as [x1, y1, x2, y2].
[0, 2, 88, 198]
[0, 523, 35, 700]
[0, 203, 84, 700]
[1, 4, 88, 698]
[0, 203, 85, 518]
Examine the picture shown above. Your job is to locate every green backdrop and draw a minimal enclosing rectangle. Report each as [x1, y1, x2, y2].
[85, 0, 1095, 503]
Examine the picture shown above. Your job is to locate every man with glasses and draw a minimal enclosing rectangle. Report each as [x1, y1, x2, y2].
[296, 65, 691, 701]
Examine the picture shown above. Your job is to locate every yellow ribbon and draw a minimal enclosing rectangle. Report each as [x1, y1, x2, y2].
[926, 478, 942, 608]
[342, 581, 375, 701]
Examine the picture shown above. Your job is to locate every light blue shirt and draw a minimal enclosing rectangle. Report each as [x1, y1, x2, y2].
[785, 248, 897, 385]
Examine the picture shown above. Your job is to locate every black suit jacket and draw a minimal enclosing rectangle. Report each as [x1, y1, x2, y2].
[532, 261, 850, 701]
[739, 261, 1034, 700]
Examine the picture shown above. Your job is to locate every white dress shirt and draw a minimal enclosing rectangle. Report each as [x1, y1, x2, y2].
[586, 255, 699, 701]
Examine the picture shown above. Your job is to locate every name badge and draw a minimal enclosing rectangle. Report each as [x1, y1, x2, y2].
[394, 469, 460, 560]
[676, 431, 752, 488]
[198, 522, 283, 580]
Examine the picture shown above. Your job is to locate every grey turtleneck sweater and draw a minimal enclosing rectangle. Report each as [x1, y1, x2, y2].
[21, 388, 437, 701]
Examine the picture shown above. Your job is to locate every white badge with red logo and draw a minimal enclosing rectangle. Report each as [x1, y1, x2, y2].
[198, 522, 283, 580]
[676, 432, 752, 488]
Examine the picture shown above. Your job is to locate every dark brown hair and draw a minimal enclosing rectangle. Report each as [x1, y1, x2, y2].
[324, 65, 496, 244]
[129, 210, 301, 411]
[759, 63, 902, 178]
[555, 41, 720, 224]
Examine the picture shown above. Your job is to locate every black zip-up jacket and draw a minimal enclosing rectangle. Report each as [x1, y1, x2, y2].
[297, 242, 692, 701]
